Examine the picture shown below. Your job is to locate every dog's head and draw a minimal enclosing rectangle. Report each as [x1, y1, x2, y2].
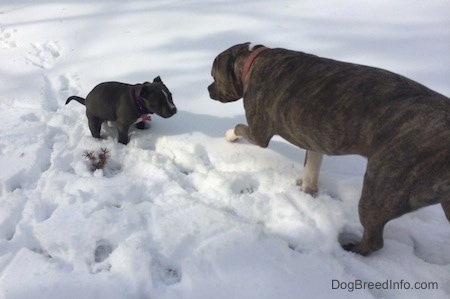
[208, 42, 259, 103]
[139, 76, 177, 118]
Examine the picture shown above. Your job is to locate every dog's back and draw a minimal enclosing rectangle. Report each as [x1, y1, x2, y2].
[84, 82, 133, 121]
[253, 48, 450, 158]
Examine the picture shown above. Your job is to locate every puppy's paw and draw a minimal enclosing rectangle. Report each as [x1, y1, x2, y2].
[225, 129, 239, 142]
[135, 121, 150, 130]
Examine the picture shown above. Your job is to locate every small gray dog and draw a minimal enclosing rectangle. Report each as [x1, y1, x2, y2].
[208, 42, 450, 255]
[66, 76, 176, 144]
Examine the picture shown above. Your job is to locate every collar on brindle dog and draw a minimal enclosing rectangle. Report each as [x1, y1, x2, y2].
[241, 46, 269, 83]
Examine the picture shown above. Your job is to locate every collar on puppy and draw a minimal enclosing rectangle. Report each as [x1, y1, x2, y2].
[241, 46, 269, 83]
[134, 85, 153, 119]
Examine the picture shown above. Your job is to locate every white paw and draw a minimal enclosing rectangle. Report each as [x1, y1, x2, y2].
[225, 129, 239, 142]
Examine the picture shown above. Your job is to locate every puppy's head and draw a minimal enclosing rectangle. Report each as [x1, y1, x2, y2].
[139, 76, 177, 118]
[208, 42, 254, 103]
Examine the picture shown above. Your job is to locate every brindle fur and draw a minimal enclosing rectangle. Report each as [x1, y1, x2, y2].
[208, 42, 450, 255]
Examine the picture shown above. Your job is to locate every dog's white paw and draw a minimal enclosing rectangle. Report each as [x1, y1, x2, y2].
[225, 129, 239, 142]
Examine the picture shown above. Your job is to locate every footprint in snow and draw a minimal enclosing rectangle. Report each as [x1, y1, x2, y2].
[337, 227, 362, 250]
[94, 240, 113, 263]
[230, 175, 259, 194]
[59, 73, 80, 96]
[0, 26, 17, 48]
[90, 240, 114, 273]
[151, 256, 182, 286]
[26, 41, 62, 69]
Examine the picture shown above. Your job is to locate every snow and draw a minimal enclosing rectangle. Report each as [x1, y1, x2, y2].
[1, 0, 449, 298]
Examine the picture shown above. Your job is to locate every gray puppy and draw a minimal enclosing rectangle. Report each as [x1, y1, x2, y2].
[66, 76, 176, 144]
[208, 42, 450, 255]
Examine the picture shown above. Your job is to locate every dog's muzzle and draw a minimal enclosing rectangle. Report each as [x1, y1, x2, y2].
[161, 105, 177, 118]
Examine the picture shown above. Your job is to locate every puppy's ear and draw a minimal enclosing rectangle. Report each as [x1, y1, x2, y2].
[153, 76, 162, 83]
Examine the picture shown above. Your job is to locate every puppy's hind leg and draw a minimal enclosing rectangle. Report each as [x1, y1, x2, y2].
[297, 150, 323, 195]
[87, 113, 103, 139]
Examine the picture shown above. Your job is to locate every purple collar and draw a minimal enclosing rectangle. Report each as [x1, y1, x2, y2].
[134, 85, 152, 115]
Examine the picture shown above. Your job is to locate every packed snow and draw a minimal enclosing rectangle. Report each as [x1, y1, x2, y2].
[1, 0, 449, 298]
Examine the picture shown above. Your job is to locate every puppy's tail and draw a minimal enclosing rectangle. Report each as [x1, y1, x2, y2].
[65, 96, 86, 106]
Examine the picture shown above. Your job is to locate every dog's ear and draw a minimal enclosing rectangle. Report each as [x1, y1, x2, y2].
[153, 76, 162, 83]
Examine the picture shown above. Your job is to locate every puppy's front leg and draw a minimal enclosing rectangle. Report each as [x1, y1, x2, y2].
[298, 150, 323, 195]
[226, 124, 271, 148]
[117, 123, 130, 145]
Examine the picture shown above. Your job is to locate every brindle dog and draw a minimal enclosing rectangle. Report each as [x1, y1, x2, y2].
[208, 42, 450, 255]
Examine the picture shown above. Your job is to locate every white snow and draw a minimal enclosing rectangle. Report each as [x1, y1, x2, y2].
[1, 0, 450, 298]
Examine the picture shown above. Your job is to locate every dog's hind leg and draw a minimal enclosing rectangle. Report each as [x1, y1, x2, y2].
[87, 113, 103, 139]
[343, 180, 395, 255]
[298, 150, 323, 195]
[442, 201, 450, 222]
[343, 159, 416, 255]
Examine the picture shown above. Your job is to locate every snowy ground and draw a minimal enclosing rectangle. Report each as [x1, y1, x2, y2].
[1, 1, 449, 298]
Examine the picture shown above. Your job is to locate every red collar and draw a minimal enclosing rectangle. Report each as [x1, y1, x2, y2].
[241, 46, 269, 83]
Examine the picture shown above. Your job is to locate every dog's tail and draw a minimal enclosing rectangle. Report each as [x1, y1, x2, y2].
[65, 96, 86, 106]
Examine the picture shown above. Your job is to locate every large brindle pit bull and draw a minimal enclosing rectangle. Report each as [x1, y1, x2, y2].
[208, 42, 450, 255]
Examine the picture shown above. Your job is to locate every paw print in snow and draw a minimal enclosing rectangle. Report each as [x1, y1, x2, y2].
[59, 73, 81, 96]
[0, 27, 17, 49]
[26, 41, 62, 69]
